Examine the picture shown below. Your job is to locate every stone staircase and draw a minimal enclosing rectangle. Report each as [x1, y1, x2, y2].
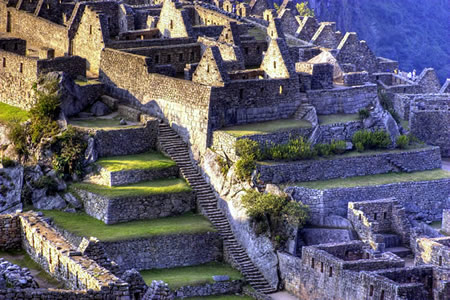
[294, 104, 318, 126]
[381, 233, 412, 258]
[158, 123, 277, 294]
[386, 157, 412, 173]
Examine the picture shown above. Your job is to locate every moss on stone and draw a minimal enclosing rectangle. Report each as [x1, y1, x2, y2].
[42, 211, 215, 241]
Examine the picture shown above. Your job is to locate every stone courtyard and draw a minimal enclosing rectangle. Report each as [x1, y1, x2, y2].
[0, 0, 449, 299]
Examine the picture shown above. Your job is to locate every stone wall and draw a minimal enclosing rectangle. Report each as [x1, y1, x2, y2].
[101, 232, 223, 270]
[75, 188, 195, 224]
[410, 95, 450, 157]
[415, 236, 450, 268]
[443, 209, 450, 235]
[19, 212, 129, 294]
[0, 214, 21, 251]
[0, 5, 69, 56]
[77, 118, 158, 157]
[306, 84, 377, 114]
[174, 280, 243, 298]
[257, 146, 442, 184]
[100, 48, 212, 155]
[286, 178, 450, 225]
[96, 165, 180, 187]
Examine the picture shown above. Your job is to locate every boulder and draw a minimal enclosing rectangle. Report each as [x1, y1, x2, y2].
[32, 192, 66, 210]
[301, 228, 356, 245]
[323, 215, 353, 229]
[63, 192, 82, 209]
[0, 166, 24, 214]
[90, 101, 112, 117]
[84, 137, 98, 165]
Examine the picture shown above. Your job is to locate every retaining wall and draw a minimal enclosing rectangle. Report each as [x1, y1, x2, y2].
[257, 146, 442, 184]
[96, 165, 180, 186]
[75, 188, 195, 224]
[286, 178, 450, 225]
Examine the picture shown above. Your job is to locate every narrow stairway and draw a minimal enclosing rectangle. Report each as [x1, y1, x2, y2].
[158, 123, 277, 294]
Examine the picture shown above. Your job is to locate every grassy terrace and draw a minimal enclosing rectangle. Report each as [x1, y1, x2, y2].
[259, 144, 428, 165]
[221, 119, 312, 137]
[140, 262, 242, 290]
[69, 117, 142, 130]
[288, 169, 450, 190]
[0, 102, 30, 124]
[97, 152, 176, 172]
[247, 27, 267, 41]
[72, 178, 191, 198]
[42, 211, 215, 241]
[318, 114, 360, 125]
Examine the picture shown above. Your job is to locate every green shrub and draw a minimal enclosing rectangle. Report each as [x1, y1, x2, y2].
[235, 139, 261, 159]
[235, 156, 256, 181]
[266, 138, 315, 161]
[7, 120, 29, 159]
[215, 155, 230, 177]
[396, 135, 410, 149]
[314, 143, 332, 157]
[51, 126, 87, 177]
[355, 142, 364, 152]
[358, 109, 370, 120]
[240, 190, 309, 249]
[352, 130, 391, 150]
[1, 156, 16, 168]
[33, 175, 59, 195]
[330, 140, 347, 154]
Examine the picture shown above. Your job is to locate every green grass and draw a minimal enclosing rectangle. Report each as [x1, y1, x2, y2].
[429, 221, 442, 230]
[185, 296, 252, 300]
[289, 169, 450, 190]
[0, 250, 63, 288]
[221, 119, 312, 137]
[69, 118, 142, 129]
[140, 262, 242, 290]
[318, 114, 360, 125]
[72, 178, 191, 198]
[97, 152, 176, 172]
[0, 102, 30, 124]
[42, 211, 215, 241]
[247, 27, 267, 41]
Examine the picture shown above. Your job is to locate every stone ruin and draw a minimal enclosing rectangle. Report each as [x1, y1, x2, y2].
[0, 0, 449, 298]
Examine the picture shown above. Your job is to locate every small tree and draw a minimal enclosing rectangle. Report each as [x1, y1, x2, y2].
[296, 1, 315, 17]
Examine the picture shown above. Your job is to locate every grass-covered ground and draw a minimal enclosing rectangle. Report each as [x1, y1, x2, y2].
[221, 119, 312, 137]
[185, 295, 253, 300]
[318, 114, 360, 125]
[74, 79, 102, 86]
[97, 152, 176, 172]
[42, 211, 215, 241]
[0, 102, 30, 124]
[69, 117, 142, 129]
[289, 169, 450, 190]
[72, 178, 191, 198]
[247, 27, 267, 41]
[0, 250, 63, 288]
[140, 262, 242, 290]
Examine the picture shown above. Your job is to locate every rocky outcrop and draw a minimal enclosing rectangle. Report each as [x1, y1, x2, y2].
[0, 166, 24, 214]
[201, 149, 280, 289]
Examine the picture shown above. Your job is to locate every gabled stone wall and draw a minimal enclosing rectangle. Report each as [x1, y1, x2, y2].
[415, 236, 450, 268]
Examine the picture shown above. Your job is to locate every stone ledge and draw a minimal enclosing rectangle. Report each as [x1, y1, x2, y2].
[74, 188, 196, 224]
[257, 146, 442, 184]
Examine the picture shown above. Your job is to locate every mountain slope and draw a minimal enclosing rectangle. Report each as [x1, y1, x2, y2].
[307, 0, 450, 83]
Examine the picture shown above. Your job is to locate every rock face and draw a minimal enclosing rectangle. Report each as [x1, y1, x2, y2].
[300, 228, 356, 245]
[0, 166, 24, 214]
[41, 72, 102, 117]
[201, 149, 279, 289]
[363, 100, 400, 145]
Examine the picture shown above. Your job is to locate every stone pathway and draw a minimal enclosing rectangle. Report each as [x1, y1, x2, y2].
[269, 291, 299, 300]
[158, 123, 277, 294]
